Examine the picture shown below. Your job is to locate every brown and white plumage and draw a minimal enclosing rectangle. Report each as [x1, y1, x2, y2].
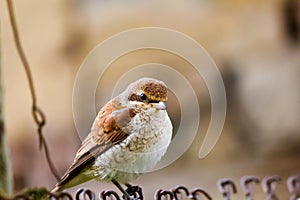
[52, 77, 172, 193]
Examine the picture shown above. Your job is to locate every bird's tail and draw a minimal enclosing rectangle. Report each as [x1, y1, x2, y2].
[51, 185, 61, 193]
[51, 170, 94, 193]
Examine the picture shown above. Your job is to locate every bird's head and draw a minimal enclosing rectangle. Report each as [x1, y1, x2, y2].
[120, 77, 168, 110]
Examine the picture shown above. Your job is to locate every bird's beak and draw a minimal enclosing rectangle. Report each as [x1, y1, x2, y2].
[153, 101, 167, 110]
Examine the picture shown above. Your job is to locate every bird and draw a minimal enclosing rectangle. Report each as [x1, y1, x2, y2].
[51, 77, 173, 199]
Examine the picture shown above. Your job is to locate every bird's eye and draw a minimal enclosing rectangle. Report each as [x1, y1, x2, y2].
[140, 93, 147, 101]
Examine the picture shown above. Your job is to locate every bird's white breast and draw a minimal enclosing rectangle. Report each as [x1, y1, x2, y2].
[93, 108, 172, 183]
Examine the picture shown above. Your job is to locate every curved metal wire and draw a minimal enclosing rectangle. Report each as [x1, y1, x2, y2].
[75, 188, 96, 200]
[1, 175, 300, 200]
[217, 178, 237, 200]
[100, 190, 121, 200]
[287, 175, 300, 200]
[240, 175, 260, 200]
[262, 175, 282, 200]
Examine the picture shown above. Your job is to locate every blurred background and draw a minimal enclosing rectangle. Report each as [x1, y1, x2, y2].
[0, 0, 300, 199]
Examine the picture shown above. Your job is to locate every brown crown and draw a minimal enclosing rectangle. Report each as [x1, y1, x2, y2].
[142, 82, 167, 101]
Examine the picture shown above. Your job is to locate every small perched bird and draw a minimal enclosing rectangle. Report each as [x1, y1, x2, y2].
[52, 77, 173, 198]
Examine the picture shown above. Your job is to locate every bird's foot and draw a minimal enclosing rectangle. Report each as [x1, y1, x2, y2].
[123, 184, 143, 200]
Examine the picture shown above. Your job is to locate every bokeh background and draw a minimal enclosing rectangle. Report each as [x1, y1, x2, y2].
[0, 0, 300, 199]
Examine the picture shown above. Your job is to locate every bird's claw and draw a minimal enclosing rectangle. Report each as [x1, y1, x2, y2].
[122, 184, 143, 200]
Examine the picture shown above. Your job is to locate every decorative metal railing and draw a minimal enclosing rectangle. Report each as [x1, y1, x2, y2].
[2, 175, 299, 200]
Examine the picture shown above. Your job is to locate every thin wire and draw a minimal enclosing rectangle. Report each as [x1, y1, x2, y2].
[6, 0, 60, 181]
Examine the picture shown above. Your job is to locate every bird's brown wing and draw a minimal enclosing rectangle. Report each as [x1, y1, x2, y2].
[54, 100, 136, 191]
